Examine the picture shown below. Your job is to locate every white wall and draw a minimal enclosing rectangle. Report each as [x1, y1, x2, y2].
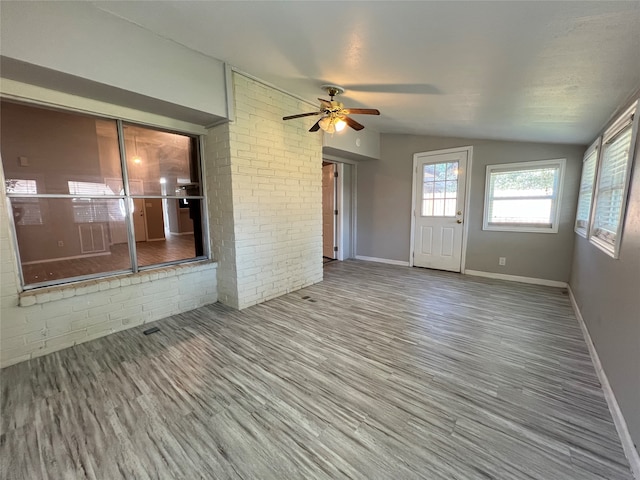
[206, 71, 323, 309]
[0, 1, 228, 122]
[324, 125, 380, 161]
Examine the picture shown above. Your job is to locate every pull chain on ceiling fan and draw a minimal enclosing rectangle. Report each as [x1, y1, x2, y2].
[282, 85, 380, 133]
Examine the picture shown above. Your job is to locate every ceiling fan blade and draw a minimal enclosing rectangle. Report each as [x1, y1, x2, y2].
[342, 115, 365, 131]
[318, 98, 332, 108]
[283, 111, 321, 120]
[309, 119, 322, 132]
[342, 108, 380, 116]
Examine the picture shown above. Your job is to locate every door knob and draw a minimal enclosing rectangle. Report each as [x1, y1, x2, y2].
[457, 211, 462, 215]
[457, 219, 462, 224]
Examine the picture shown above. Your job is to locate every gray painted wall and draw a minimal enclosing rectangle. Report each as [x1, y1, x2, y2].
[569, 92, 640, 455]
[357, 134, 585, 282]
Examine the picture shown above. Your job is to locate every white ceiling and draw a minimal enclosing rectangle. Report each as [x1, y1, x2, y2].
[94, 1, 640, 144]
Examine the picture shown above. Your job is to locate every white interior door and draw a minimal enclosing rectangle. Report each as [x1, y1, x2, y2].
[132, 198, 147, 242]
[322, 163, 336, 258]
[412, 150, 468, 272]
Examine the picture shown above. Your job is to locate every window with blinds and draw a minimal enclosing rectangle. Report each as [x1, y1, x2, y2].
[574, 140, 599, 237]
[589, 102, 637, 258]
[483, 159, 565, 233]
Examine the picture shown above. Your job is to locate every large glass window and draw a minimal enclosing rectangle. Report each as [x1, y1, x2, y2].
[574, 139, 600, 237]
[1, 101, 206, 289]
[483, 159, 566, 233]
[589, 103, 637, 258]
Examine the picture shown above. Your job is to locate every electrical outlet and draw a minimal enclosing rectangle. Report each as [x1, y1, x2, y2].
[57, 240, 64, 247]
[499, 257, 506, 266]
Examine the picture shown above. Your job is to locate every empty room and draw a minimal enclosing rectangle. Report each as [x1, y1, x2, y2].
[1, 2, 639, 479]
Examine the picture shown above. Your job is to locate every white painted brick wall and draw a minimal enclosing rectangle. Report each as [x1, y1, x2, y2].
[205, 72, 323, 309]
[0, 159, 218, 368]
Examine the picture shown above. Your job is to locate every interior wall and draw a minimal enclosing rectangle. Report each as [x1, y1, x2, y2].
[0, 1, 228, 121]
[205, 72, 323, 309]
[1, 102, 117, 263]
[569, 91, 640, 455]
[357, 134, 585, 282]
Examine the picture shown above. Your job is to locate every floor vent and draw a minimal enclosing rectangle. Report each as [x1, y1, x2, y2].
[143, 327, 160, 335]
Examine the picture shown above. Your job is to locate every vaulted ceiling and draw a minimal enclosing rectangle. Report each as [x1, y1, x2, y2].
[94, 1, 640, 144]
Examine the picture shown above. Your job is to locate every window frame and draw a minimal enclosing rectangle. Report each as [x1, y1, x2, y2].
[482, 158, 566, 234]
[574, 138, 601, 238]
[2, 102, 210, 290]
[588, 101, 638, 259]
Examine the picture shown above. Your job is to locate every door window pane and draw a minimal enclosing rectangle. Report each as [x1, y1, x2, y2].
[422, 161, 459, 217]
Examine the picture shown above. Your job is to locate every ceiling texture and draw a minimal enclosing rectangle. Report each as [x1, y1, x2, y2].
[93, 1, 640, 145]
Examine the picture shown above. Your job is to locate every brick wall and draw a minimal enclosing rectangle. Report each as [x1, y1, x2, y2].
[0, 162, 218, 368]
[204, 122, 239, 308]
[205, 72, 323, 309]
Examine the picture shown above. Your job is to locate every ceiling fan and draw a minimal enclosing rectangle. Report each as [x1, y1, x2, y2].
[283, 85, 380, 133]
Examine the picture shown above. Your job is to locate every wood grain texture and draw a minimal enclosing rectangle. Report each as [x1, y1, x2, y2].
[0, 260, 633, 479]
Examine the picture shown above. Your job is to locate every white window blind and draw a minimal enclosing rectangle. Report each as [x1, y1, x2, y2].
[590, 122, 634, 254]
[5, 179, 43, 225]
[483, 159, 565, 233]
[574, 142, 599, 237]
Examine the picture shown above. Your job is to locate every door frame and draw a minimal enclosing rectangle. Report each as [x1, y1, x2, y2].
[322, 162, 338, 259]
[409, 146, 473, 272]
[323, 155, 358, 261]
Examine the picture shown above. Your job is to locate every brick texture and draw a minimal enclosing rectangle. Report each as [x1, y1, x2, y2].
[0, 160, 218, 368]
[205, 72, 323, 309]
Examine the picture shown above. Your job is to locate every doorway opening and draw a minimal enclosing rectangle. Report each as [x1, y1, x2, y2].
[322, 160, 356, 264]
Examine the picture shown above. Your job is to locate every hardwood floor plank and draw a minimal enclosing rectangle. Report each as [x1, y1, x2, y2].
[0, 260, 633, 479]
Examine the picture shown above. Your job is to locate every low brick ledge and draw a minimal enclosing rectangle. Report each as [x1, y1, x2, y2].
[18, 260, 217, 307]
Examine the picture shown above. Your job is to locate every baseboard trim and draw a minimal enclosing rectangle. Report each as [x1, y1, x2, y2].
[21, 251, 111, 265]
[355, 255, 410, 267]
[568, 286, 640, 479]
[464, 269, 567, 288]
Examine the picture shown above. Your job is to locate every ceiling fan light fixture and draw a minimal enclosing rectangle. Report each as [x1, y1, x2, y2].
[335, 118, 347, 132]
[318, 116, 335, 134]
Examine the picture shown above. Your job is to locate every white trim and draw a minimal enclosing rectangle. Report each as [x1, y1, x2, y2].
[575, 137, 601, 238]
[461, 147, 473, 274]
[21, 251, 111, 265]
[355, 255, 410, 267]
[483, 158, 566, 234]
[170, 231, 194, 236]
[464, 269, 567, 288]
[588, 101, 638, 260]
[409, 146, 473, 270]
[336, 163, 345, 261]
[568, 287, 640, 479]
[322, 154, 359, 165]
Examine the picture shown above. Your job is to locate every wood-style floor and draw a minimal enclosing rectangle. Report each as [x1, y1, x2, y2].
[22, 234, 197, 285]
[1, 260, 633, 479]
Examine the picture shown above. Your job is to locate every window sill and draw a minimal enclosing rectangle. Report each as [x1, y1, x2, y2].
[18, 260, 217, 307]
[482, 225, 558, 234]
[588, 236, 618, 259]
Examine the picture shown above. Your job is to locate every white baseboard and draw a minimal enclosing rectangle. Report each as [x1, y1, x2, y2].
[568, 286, 640, 479]
[21, 251, 111, 265]
[355, 255, 410, 267]
[464, 269, 567, 288]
